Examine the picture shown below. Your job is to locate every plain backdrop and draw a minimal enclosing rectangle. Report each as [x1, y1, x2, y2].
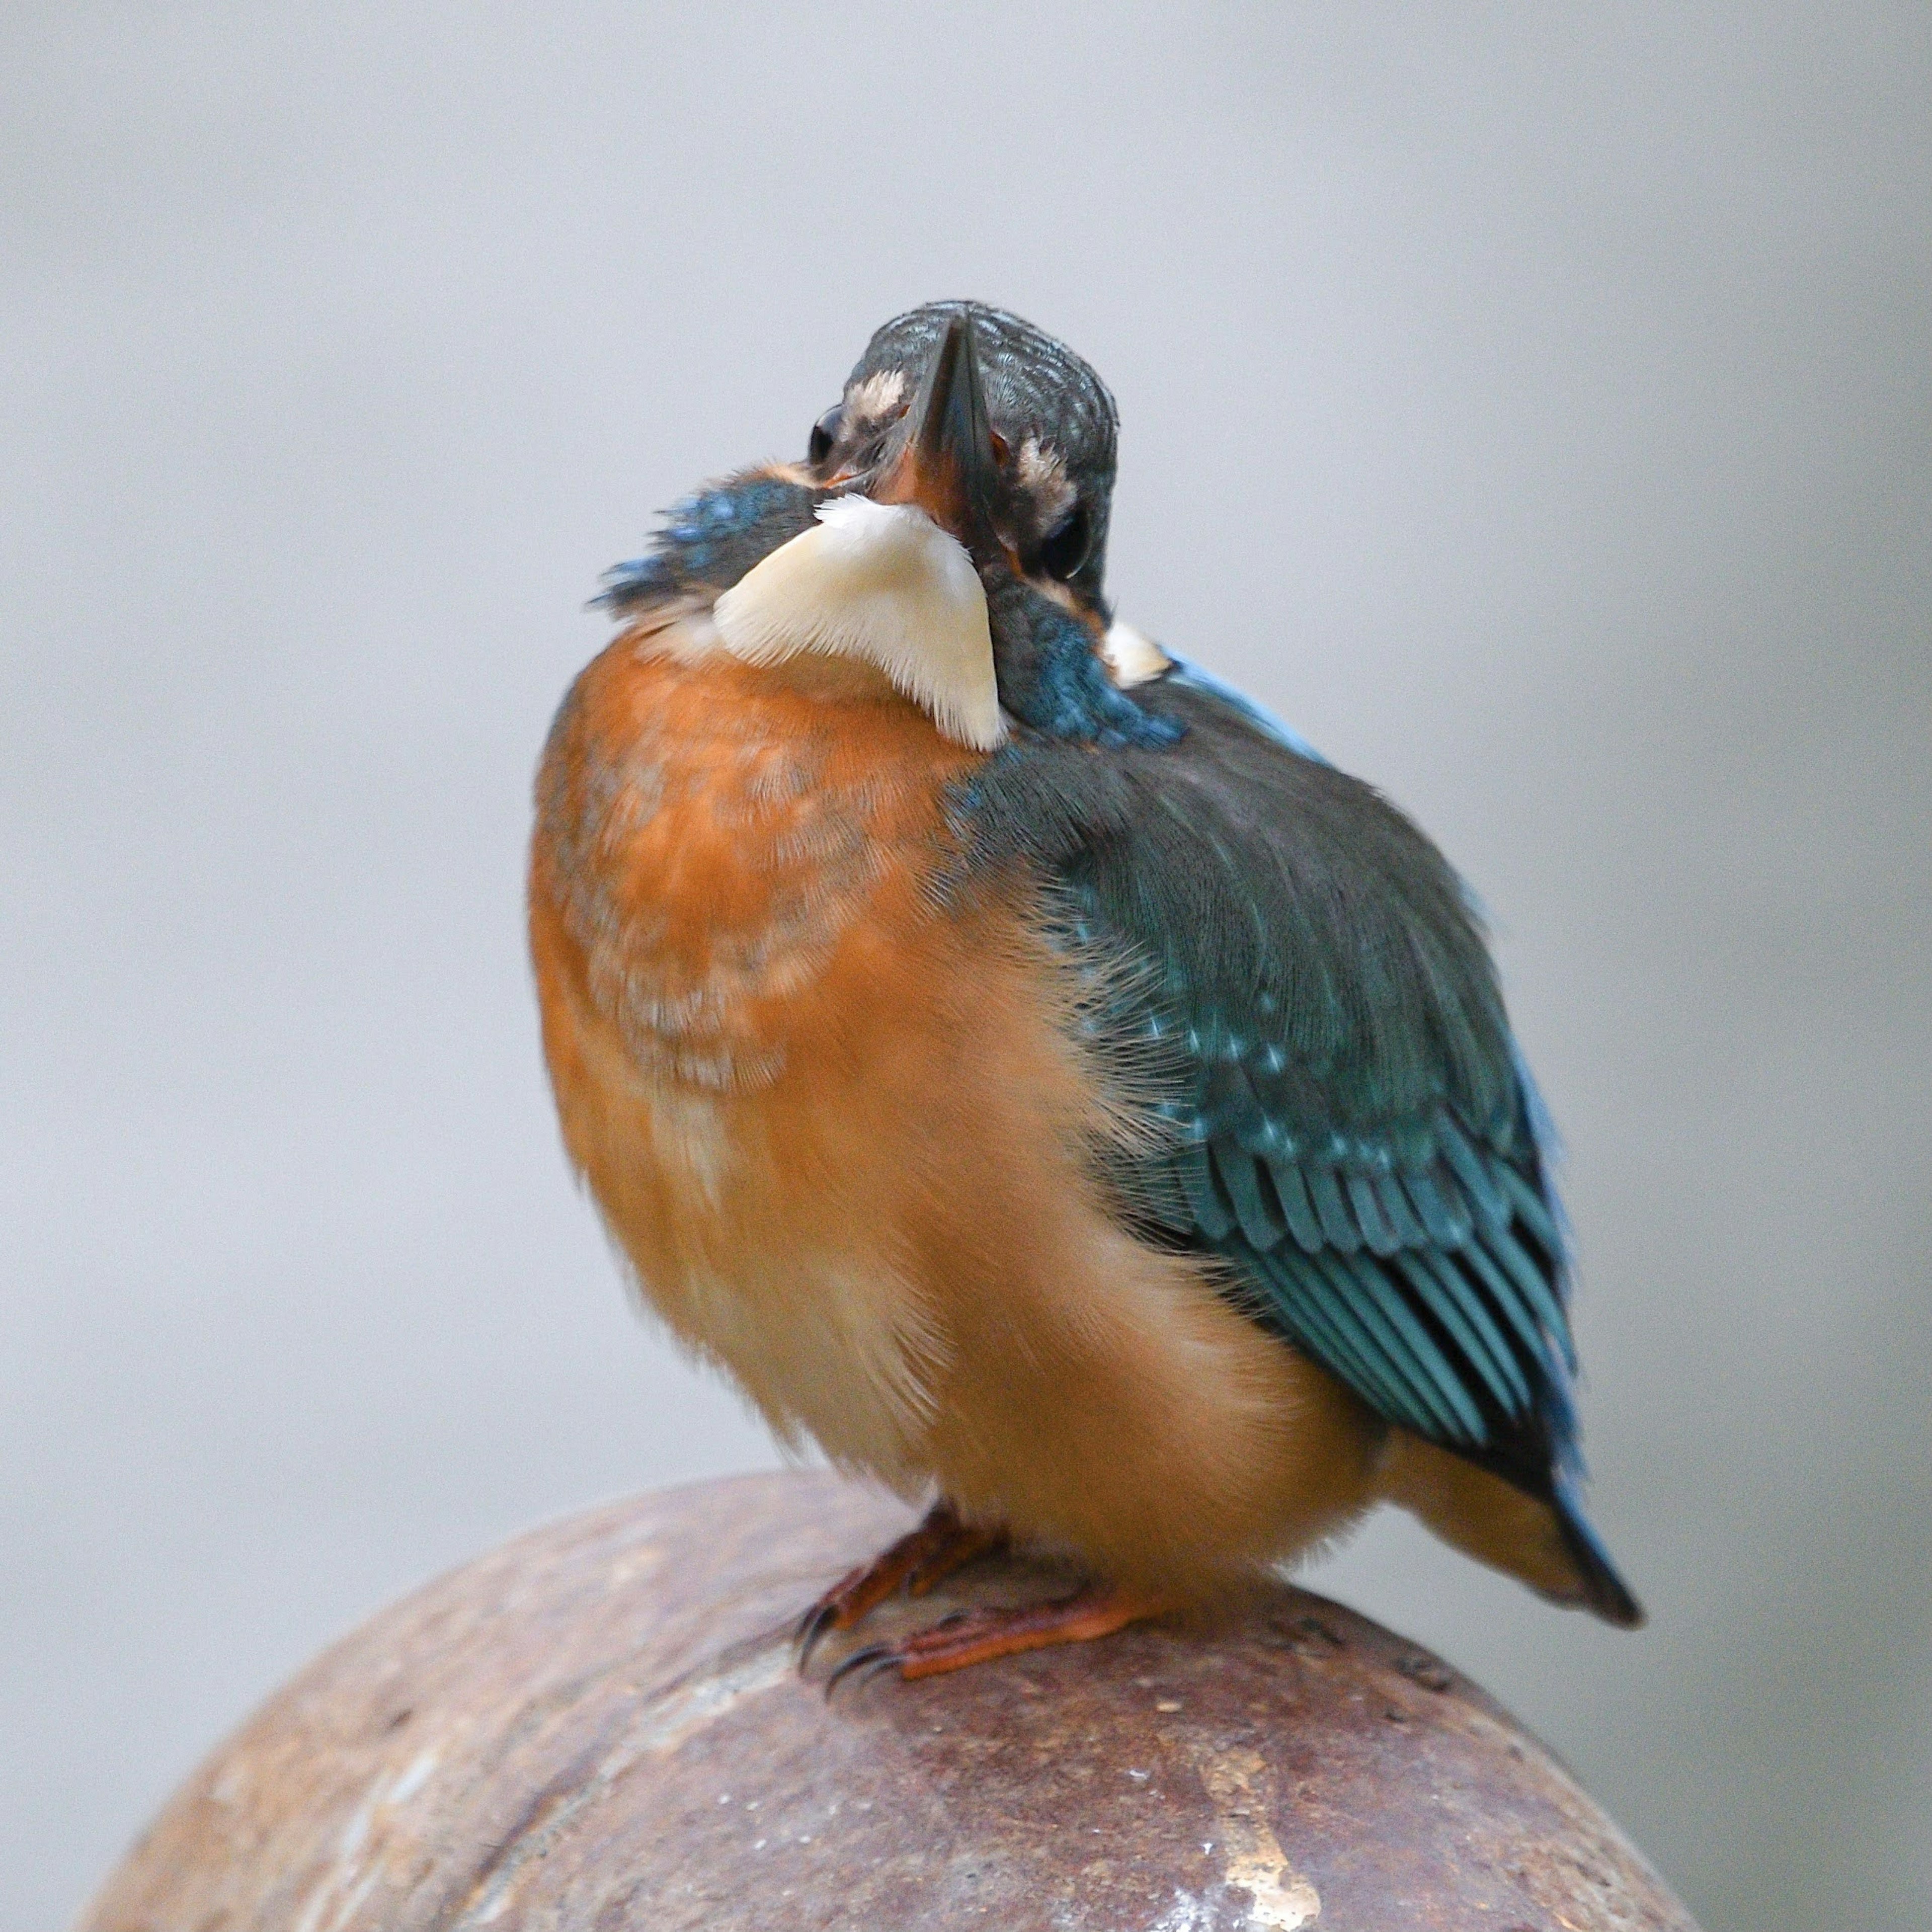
[4, 7, 1928, 1929]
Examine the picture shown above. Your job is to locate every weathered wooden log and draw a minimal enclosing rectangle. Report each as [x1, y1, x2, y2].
[77, 1471, 1696, 1931]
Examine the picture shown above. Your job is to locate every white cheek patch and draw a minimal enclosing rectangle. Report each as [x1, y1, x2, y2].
[844, 369, 907, 426]
[1015, 436, 1076, 526]
[712, 497, 1004, 752]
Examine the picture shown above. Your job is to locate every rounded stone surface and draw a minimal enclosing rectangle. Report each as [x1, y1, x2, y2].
[78, 1471, 1696, 1931]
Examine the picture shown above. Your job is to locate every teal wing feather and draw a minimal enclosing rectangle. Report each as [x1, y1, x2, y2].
[949, 663, 1585, 1506]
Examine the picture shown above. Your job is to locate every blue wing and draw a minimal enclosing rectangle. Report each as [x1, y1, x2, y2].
[951, 662, 1637, 1621]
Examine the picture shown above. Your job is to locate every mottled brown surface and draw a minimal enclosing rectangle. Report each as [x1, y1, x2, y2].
[78, 1472, 1697, 1931]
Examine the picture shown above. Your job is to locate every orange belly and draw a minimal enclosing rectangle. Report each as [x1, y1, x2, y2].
[529, 628, 1385, 1589]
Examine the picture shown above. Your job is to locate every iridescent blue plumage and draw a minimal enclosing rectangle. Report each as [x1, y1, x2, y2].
[984, 575, 1181, 749]
[953, 645, 1638, 1624]
[597, 473, 821, 612]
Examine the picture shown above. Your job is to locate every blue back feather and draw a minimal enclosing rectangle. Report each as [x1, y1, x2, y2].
[597, 473, 822, 612]
[951, 656, 1595, 1509]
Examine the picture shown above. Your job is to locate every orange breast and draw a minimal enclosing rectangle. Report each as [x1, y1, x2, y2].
[532, 632, 987, 1097]
[530, 631, 1016, 1485]
[530, 628, 1384, 1587]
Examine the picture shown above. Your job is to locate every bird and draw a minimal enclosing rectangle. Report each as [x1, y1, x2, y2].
[528, 299, 1644, 1682]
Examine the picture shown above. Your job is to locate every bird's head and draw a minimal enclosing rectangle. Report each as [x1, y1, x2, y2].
[616, 301, 1175, 753]
[810, 300, 1120, 615]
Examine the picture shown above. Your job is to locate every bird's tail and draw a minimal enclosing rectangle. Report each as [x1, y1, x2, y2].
[1550, 1481, 1645, 1629]
[1382, 1431, 1645, 1628]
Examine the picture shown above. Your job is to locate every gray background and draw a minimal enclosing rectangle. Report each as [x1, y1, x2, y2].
[4, 7, 1927, 1928]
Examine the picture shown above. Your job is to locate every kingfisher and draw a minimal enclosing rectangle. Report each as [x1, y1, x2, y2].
[529, 300, 1643, 1682]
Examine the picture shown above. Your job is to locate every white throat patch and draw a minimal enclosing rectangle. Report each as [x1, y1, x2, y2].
[711, 497, 1003, 751]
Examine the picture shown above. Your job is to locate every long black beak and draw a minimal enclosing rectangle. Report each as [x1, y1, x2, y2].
[871, 314, 1001, 551]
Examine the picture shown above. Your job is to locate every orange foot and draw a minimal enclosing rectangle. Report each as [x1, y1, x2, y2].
[825, 1581, 1169, 1688]
[796, 1500, 1007, 1669]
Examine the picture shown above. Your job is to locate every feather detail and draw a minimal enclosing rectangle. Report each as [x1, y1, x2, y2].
[1402, 1163, 1473, 1247]
[1489, 1222, 1578, 1370]
[713, 498, 1003, 752]
[598, 471, 822, 612]
[1405, 1250, 1532, 1413]
[1266, 1161, 1328, 1255]
[1214, 1144, 1286, 1249]
[1346, 1171, 1401, 1257]
[1280, 1252, 1419, 1424]
[1439, 1117, 1510, 1232]
[1307, 1166, 1361, 1253]
[1331, 1251, 1484, 1442]
[1178, 1142, 1236, 1241]
[1286, 1280, 1409, 1421]
[1497, 1159, 1564, 1259]
[1458, 1240, 1559, 1380]
[1374, 1170, 1429, 1248]
[1311, 1252, 1461, 1440]
[1100, 619, 1172, 689]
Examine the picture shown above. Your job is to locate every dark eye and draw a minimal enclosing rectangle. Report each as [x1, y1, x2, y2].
[808, 404, 844, 468]
[1036, 502, 1091, 582]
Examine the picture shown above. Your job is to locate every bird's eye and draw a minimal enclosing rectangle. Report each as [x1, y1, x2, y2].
[808, 404, 844, 468]
[1036, 502, 1091, 582]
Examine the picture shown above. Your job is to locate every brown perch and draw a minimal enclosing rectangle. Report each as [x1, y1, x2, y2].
[76, 1470, 1698, 1931]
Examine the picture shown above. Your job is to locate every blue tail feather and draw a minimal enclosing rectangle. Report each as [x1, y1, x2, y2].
[1551, 1479, 1645, 1628]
